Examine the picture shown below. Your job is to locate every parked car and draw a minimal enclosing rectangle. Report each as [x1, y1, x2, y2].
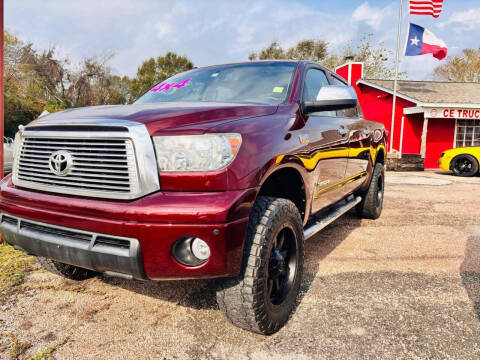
[3, 137, 14, 174]
[0, 61, 386, 334]
[438, 147, 480, 177]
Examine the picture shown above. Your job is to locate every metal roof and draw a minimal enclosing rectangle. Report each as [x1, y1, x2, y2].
[358, 79, 480, 105]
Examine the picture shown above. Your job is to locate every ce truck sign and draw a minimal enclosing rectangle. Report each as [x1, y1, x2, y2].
[426, 107, 480, 120]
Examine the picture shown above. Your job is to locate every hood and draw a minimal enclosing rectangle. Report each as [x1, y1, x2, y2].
[29, 102, 278, 133]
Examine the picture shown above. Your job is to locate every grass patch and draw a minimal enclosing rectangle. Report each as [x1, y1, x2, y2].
[0, 333, 32, 360]
[0, 242, 35, 295]
[28, 337, 69, 360]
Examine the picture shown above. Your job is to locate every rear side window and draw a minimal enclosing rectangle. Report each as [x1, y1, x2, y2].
[331, 76, 348, 86]
[330, 76, 361, 118]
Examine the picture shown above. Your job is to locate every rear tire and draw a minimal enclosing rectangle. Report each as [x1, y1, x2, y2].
[37, 257, 98, 280]
[216, 196, 304, 335]
[356, 162, 385, 219]
[451, 154, 479, 177]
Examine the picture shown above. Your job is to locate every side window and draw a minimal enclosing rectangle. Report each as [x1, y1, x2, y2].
[331, 76, 348, 86]
[303, 69, 336, 116]
[331, 76, 360, 118]
[338, 106, 360, 118]
[303, 69, 329, 102]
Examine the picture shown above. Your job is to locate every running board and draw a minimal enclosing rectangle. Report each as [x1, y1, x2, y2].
[304, 196, 362, 240]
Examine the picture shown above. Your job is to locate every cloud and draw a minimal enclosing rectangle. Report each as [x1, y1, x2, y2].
[6, 0, 356, 77]
[440, 8, 480, 31]
[352, 2, 394, 30]
[5, 0, 480, 81]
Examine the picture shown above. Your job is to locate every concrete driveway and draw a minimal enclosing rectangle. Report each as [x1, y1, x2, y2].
[1, 170, 479, 359]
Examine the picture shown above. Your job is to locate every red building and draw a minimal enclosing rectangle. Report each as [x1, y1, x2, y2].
[336, 62, 480, 169]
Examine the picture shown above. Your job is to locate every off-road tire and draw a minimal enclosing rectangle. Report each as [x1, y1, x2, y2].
[356, 162, 385, 219]
[36, 257, 98, 280]
[451, 154, 479, 177]
[216, 196, 304, 335]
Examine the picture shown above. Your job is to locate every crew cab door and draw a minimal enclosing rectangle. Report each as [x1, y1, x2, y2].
[329, 76, 372, 196]
[299, 68, 350, 214]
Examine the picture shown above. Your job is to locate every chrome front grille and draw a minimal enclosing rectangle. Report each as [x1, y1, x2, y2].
[17, 137, 137, 193]
[12, 121, 160, 200]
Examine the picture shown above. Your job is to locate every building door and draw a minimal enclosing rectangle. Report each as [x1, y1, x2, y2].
[425, 118, 456, 168]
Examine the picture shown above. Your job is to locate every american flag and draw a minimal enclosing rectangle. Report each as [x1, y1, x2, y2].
[409, 0, 443, 18]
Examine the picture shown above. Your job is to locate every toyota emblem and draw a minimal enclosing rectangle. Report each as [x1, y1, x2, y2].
[49, 150, 73, 176]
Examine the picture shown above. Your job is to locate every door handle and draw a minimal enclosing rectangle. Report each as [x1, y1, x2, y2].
[338, 127, 349, 136]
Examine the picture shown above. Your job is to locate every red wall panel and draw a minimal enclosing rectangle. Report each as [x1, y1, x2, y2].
[336, 66, 349, 83]
[401, 114, 423, 154]
[356, 85, 417, 152]
[336, 63, 457, 169]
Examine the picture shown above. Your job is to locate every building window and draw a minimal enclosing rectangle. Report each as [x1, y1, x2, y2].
[455, 119, 480, 148]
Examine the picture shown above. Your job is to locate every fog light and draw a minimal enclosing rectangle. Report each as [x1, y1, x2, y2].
[172, 237, 210, 266]
[191, 238, 210, 260]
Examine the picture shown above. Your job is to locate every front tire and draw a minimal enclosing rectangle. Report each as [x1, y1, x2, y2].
[216, 196, 304, 335]
[37, 257, 98, 280]
[451, 154, 479, 177]
[356, 162, 385, 219]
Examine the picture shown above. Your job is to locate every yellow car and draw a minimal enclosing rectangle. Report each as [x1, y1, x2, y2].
[438, 147, 480, 177]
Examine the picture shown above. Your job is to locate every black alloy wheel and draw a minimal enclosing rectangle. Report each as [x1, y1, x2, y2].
[376, 172, 384, 208]
[452, 155, 479, 177]
[216, 196, 304, 335]
[356, 162, 385, 219]
[266, 225, 298, 307]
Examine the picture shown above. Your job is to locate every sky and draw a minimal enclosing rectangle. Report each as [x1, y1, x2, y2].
[5, 0, 480, 80]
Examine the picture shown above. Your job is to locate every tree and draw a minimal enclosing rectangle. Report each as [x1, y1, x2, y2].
[249, 35, 400, 80]
[249, 40, 328, 62]
[129, 52, 194, 100]
[324, 34, 400, 79]
[3, 30, 131, 136]
[433, 47, 480, 82]
[4, 31, 44, 137]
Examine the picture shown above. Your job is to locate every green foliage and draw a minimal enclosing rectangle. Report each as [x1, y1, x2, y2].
[129, 52, 194, 100]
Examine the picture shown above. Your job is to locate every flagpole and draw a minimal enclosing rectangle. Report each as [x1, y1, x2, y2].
[390, 0, 404, 153]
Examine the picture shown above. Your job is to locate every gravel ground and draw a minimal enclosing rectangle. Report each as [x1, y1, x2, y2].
[1, 170, 479, 359]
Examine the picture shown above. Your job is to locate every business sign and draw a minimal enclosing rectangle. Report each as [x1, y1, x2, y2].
[426, 107, 480, 120]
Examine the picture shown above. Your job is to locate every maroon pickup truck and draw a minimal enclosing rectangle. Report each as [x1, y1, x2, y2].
[0, 61, 386, 334]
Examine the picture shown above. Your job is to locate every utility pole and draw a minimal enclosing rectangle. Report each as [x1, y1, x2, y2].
[390, 0, 404, 153]
[0, 0, 4, 179]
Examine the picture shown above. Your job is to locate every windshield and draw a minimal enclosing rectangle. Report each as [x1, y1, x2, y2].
[134, 62, 297, 105]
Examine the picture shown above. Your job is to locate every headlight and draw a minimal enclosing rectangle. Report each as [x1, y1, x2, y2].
[152, 133, 242, 172]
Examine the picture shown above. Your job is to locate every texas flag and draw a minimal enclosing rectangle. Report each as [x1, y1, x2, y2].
[405, 23, 448, 60]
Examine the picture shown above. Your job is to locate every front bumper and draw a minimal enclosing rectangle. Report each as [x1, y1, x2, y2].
[0, 213, 146, 279]
[0, 176, 255, 280]
[438, 156, 451, 172]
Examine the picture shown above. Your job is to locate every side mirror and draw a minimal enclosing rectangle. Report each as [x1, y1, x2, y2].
[303, 85, 358, 114]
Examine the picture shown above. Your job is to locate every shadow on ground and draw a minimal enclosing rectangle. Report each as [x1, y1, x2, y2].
[99, 214, 362, 313]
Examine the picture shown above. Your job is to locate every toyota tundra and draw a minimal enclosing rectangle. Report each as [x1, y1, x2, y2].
[0, 60, 386, 334]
